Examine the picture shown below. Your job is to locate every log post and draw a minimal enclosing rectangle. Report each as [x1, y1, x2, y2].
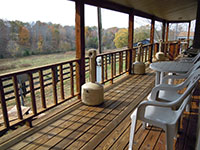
[187, 21, 191, 48]
[128, 11, 134, 74]
[162, 21, 166, 42]
[75, 1, 85, 99]
[164, 22, 169, 55]
[149, 19, 155, 62]
[193, 0, 200, 49]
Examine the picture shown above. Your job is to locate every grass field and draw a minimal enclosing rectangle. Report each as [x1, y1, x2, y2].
[0, 51, 76, 75]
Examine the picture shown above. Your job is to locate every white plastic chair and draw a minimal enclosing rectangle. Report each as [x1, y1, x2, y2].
[147, 61, 200, 103]
[129, 69, 200, 150]
[179, 52, 200, 64]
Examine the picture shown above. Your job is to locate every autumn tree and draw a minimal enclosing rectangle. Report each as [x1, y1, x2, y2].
[18, 26, 30, 45]
[113, 28, 128, 48]
[102, 27, 118, 50]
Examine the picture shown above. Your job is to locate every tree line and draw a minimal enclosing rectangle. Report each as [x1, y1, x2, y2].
[0, 19, 183, 58]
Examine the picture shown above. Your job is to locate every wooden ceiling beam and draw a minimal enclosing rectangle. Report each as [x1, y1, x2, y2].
[167, 20, 191, 23]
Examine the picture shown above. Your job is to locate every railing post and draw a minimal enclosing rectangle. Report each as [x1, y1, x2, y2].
[169, 43, 175, 60]
[28, 73, 37, 115]
[148, 44, 153, 63]
[175, 41, 181, 57]
[128, 11, 134, 74]
[39, 70, 46, 108]
[59, 65, 64, 100]
[51, 67, 58, 105]
[101, 55, 104, 84]
[12, 75, 23, 120]
[75, 1, 85, 99]
[110, 53, 114, 84]
[0, 78, 9, 128]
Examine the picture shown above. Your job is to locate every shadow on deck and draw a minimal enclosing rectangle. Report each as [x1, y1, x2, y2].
[0, 68, 199, 150]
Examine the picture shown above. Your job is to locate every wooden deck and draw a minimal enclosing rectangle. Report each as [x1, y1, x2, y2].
[0, 69, 199, 150]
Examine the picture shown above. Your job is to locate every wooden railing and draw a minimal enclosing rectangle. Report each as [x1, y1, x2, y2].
[0, 59, 79, 133]
[153, 40, 188, 60]
[96, 43, 154, 84]
[0, 40, 184, 133]
[97, 49, 129, 84]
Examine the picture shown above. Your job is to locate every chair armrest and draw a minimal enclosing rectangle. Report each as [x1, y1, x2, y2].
[137, 100, 174, 118]
[162, 74, 187, 84]
[149, 84, 180, 100]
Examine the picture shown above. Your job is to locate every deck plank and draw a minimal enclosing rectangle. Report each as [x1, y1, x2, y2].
[81, 73, 154, 150]
[139, 126, 162, 150]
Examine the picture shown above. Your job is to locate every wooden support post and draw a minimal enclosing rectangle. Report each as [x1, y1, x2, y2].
[128, 12, 134, 74]
[187, 21, 191, 48]
[75, 1, 85, 99]
[97, 7, 102, 54]
[0, 78, 9, 128]
[149, 19, 155, 62]
[165, 22, 169, 55]
[166, 22, 169, 42]
[162, 21, 166, 42]
[193, 0, 200, 49]
[150, 19, 155, 44]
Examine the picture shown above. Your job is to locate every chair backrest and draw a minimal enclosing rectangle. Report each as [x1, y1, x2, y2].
[193, 52, 200, 64]
[174, 68, 200, 109]
[187, 61, 200, 75]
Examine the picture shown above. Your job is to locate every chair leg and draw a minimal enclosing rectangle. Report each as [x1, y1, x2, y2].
[142, 122, 150, 129]
[186, 103, 190, 112]
[129, 116, 137, 150]
[165, 125, 176, 150]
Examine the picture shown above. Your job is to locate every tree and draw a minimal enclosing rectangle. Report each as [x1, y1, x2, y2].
[113, 28, 128, 48]
[102, 27, 118, 50]
[18, 26, 30, 45]
[0, 20, 9, 58]
[134, 25, 150, 43]
[85, 26, 98, 49]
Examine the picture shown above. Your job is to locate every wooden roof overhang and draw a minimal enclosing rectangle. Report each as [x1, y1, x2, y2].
[72, 0, 197, 23]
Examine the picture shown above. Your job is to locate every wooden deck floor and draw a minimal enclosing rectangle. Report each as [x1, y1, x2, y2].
[0, 69, 199, 150]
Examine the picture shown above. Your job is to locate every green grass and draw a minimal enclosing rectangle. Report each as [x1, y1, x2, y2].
[0, 51, 76, 75]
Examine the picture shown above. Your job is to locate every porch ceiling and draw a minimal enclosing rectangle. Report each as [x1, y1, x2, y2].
[105, 0, 197, 21]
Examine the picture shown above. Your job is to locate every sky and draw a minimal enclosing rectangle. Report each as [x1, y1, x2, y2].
[0, 0, 150, 29]
[0, 0, 194, 31]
